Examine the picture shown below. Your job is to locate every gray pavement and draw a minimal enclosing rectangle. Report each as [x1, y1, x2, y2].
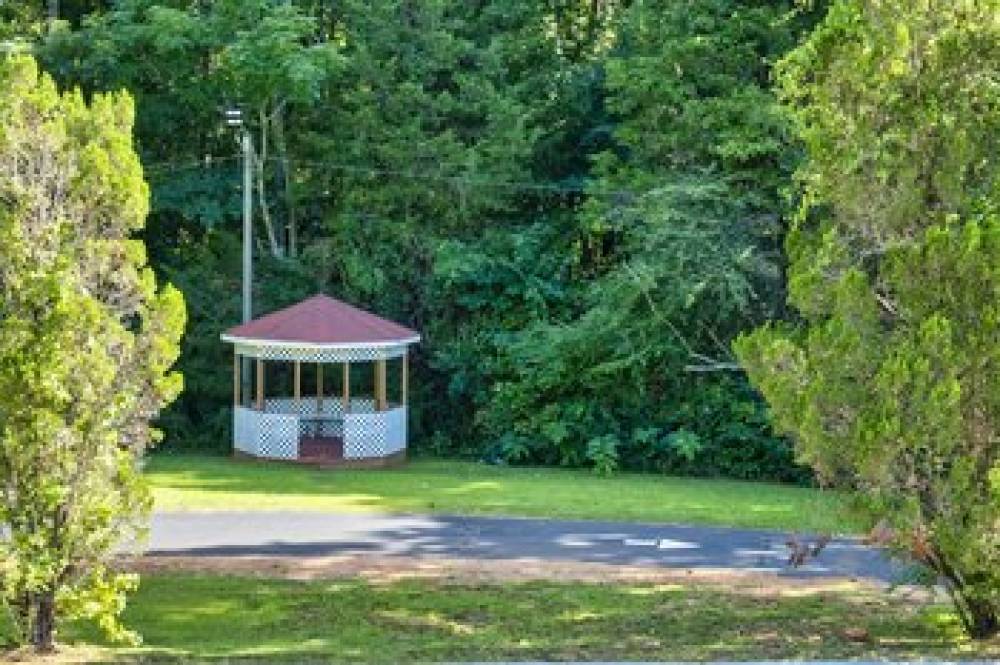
[147, 511, 903, 581]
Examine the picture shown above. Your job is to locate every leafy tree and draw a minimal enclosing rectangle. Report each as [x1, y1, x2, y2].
[294, 0, 537, 444]
[0, 3, 42, 41]
[42, 0, 340, 255]
[0, 56, 184, 651]
[478, 0, 808, 477]
[735, 0, 1000, 638]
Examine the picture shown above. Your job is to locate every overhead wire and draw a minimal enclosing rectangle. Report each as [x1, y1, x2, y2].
[274, 155, 592, 195]
[143, 154, 240, 175]
[136, 153, 598, 196]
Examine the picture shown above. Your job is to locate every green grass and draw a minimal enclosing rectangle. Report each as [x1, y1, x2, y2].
[39, 573, 997, 663]
[146, 453, 859, 533]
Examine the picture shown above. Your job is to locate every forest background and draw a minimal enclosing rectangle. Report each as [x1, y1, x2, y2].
[1, 0, 829, 482]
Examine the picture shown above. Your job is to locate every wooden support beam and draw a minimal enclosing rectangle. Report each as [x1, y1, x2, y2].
[316, 363, 323, 414]
[255, 358, 264, 411]
[376, 359, 387, 411]
[342, 362, 350, 413]
[293, 361, 301, 403]
[234, 352, 241, 407]
[401, 352, 408, 406]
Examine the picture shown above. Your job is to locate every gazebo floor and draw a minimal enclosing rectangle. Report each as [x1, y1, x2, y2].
[298, 436, 344, 462]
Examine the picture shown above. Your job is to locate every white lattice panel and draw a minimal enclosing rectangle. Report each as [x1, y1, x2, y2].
[344, 413, 385, 459]
[233, 407, 259, 455]
[232, 407, 298, 460]
[256, 413, 299, 459]
[384, 407, 407, 455]
[236, 405, 406, 462]
[343, 407, 408, 459]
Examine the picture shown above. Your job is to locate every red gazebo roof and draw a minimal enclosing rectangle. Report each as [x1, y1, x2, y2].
[222, 294, 419, 346]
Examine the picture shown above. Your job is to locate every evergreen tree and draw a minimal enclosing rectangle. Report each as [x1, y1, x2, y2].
[0, 55, 184, 651]
[736, 0, 1000, 638]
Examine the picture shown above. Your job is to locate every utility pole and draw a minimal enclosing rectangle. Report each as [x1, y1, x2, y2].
[241, 128, 253, 324]
[47, 0, 59, 33]
[225, 106, 252, 403]
[225, 107, 253, 323]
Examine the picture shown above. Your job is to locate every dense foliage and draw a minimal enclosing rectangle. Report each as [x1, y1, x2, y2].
[736, 0, 1000, 638]
[4, 1, 823, 482]
[0, 56, 184, 650]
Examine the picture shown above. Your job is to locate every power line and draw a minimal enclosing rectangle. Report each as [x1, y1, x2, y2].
[276, 156, 594, 194]
[141, 153, 594, 195]
[143, 154, 239, 175]
[139, 154, 749, 205]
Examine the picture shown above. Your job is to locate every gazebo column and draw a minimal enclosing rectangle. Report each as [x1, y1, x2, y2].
[401, 352, 408, 406]
[316, 363, 323, 414]
[255, 358, 264, 411]
[233, 351, 241, 407]
[342, 362, 350, 413]
[375, 359, 387, 412]
[293, 361, 301, 405]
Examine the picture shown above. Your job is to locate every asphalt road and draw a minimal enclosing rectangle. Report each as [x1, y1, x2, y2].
[146, 512, 901, 581]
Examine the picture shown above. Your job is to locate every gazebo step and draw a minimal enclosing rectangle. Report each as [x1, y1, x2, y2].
[299, 437, 344, 461]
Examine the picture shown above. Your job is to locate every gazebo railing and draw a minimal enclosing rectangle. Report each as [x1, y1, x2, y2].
[298, 416, 343, 440]
[233, 403, 406, 461]
[261, 397, 379, 416]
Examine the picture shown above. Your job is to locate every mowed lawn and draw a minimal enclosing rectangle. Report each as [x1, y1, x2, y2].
[147, 454, 859, 533]
[38, 574, 996, 663]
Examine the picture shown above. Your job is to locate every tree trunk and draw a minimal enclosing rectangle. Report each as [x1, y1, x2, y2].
[938, 558, 1000, 640]
[272, 106, 297, 258]
[966, 598, 999, 640]
[31, 591, 56, 653]
[255, 107, 281, 258]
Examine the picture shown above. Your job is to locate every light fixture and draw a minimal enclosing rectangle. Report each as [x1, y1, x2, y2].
[223, 107, 243, 128]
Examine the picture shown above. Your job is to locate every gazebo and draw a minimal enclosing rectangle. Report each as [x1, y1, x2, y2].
[221, 294, 420, 466]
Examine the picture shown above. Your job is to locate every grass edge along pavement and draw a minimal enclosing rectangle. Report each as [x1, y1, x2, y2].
[2, 572, 996, 663]
[146, 454, 860, 534]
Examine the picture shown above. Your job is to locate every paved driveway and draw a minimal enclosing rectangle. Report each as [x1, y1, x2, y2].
[147, 512, 901, 581]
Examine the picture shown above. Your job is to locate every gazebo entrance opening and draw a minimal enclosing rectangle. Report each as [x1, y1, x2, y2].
[221, 295, 420, 466]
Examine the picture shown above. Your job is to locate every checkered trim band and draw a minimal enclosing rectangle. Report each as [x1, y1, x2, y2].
[235, 343, 408, 362]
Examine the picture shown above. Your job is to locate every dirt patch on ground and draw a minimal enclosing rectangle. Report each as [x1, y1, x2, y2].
[0, 645, 113, 663]
[124, 553, 928, 600]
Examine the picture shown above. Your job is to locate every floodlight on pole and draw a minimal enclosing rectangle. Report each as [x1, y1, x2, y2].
[224, 107, 243, 128]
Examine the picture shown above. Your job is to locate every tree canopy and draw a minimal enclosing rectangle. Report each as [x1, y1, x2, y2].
[736, 0, 1000, 638]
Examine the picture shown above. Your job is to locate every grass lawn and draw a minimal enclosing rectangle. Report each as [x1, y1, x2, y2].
[148, 453, 859, 533]
[18, 573, 993, 663]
